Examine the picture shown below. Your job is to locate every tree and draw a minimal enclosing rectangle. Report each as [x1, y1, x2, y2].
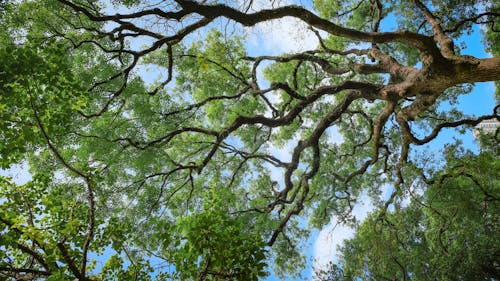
[317, 144, 499, 280]
[0, 0, 499, 279]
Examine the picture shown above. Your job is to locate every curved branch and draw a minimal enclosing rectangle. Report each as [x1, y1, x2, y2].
[414, 0, 455, 57]
[174, 0, 437, 51]
[444, 12, 500, 33]
[404, 114, 499, 146]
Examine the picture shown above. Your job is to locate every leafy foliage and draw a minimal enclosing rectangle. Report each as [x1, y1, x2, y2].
[317, 146, 500, 280]
[0, 0, 499, 280]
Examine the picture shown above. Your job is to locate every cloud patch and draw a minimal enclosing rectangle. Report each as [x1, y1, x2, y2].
[313, 184, 394, 269]
[242, 0, 319, 55]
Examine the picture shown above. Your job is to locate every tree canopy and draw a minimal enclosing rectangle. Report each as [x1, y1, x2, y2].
[315, 147, 500, 280]
[0, 0, 499, 280]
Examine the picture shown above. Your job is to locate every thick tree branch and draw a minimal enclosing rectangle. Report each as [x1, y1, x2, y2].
[173, 0, 438, 53]
[414, 0, 455, 57]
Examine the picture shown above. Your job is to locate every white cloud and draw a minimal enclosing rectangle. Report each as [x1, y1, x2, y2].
[242, 0, 319, 55]
[246, 18, 319, 55]
[313, 184, 393, 269]
[312, 194, 374, 268]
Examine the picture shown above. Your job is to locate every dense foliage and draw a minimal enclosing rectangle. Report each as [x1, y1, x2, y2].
[0, 0, 499, 280]
[315, 146, 500, 280]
